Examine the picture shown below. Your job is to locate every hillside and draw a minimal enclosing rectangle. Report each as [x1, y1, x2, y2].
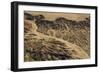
[24, 12, 90, 62]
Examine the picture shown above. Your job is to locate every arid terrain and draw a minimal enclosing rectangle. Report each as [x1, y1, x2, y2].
[24, 11, 90, 62]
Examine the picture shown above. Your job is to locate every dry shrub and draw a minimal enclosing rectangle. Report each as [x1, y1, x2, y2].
[24, 13, 90, 61]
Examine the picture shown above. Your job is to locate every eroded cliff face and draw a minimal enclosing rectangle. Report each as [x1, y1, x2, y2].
[24, 12, 90, 62]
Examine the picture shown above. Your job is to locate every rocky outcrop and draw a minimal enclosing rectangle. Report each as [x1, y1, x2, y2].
[24, 13, 90, 62]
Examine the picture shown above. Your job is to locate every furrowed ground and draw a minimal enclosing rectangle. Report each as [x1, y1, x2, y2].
[24, 12, 90, 62]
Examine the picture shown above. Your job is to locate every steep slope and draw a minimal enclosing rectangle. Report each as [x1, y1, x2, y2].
[24, 20, 89, 62]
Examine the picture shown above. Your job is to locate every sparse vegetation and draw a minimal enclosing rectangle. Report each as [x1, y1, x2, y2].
[24, 12, 90, 62]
